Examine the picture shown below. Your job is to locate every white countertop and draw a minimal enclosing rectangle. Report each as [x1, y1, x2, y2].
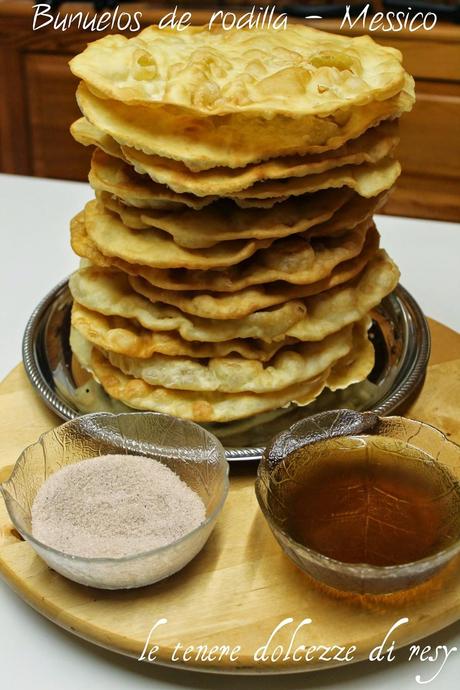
[1, 172, 459, 689]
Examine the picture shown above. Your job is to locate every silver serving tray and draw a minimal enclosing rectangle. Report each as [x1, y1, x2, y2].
[23, 278, 430, 461]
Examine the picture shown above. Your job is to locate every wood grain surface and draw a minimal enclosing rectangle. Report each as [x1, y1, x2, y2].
[0, 318, 459, 673]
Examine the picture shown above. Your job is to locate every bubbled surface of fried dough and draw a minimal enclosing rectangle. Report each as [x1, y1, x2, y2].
[89, 148, 216, 209]
[67, 23, 412, 421]
[69, 266, 308, 343]
[102, 323, 360, 394]
[98, 187, 353, 248]
[70, 26, 406, 117]
[83, 199, 274, 269]
[75, 77, 414, 171]
[124, 220, 372, 293]
[73, 116, 398, 197]
[100, 189, 385, 250]
[70, 305, 290, 361]
[73, 322, 374, 422]
[129, 226, 380, 319]
[232, 158, 401, 205]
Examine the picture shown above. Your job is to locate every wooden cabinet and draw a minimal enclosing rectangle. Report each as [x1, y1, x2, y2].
[24, 53, 91, 179]
[318, 17, 460, 221]
[1, 1, 459, 221]
[390, 81, 460, 219]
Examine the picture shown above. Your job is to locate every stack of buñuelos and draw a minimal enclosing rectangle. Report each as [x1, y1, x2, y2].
[67, 25, 414, 423]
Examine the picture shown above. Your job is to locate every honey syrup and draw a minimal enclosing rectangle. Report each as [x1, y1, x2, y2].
[278, 436, 460, 566]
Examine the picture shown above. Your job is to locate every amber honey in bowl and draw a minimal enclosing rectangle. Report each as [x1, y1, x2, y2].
[274, 435, 460, 568]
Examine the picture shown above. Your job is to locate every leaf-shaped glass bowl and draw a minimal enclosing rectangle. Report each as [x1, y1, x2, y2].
[256, 410, 460, 595]
[1, 412, 229, 589]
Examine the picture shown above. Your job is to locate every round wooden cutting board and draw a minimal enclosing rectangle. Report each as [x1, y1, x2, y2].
[1, 318, 460, 674]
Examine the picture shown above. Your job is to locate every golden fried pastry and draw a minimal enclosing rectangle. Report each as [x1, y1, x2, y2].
[98, 188, 354, 248]
[70, 306, 289, 361]
[129, 226, 380, 319]
[74, 116, 398, 197]
[67, 23, 414, 422]
[89, 148, 216, 210]
[122, 221, 372, 292]
[76, 76, 414, 171]
[102, 322, 361, 394]
[70, 265, 308, 343]
[83, 199, 273, 270]
[70, 26, 407, 116]
[232, 158, 400, 205]
[69, 249, 397, 344]
[72, 321, 374, 422]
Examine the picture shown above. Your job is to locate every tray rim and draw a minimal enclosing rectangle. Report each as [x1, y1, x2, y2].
[22, 277, 431, 461]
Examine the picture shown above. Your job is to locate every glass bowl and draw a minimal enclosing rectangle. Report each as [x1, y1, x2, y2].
[1, 412, 229, 589]
[255, 410, 460, 595]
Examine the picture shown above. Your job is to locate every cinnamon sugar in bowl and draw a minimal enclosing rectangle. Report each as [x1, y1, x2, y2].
[1, 412, 229, 589]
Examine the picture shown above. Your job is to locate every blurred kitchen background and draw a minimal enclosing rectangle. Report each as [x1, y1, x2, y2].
[0, 0, 459, 221]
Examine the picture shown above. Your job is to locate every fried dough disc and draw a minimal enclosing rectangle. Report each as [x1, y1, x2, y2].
[76, 77, 414, 171]
[72, 322, 374, 422]
[89, 149, 216, 210]
[127, 220, 372, 293]
[123, 122, 398, 197]
[71, 117, 123, 160]
[71, 305, 289, 361]
[98, 187, 357, 248]
[71, 208, 380, 320]
[69, 249, 398, 345]
[70, 250, 397, 348]
[103, 323, 359, 394]
[69, 265, 308, 343]
[71, 202, 377, 291]
[129, 227, 380, 319]
[70, 26, 406, 117]
[83, 199, 274, 270]
[232, 158, 400, 204]
[89, 145, 398, 212]
[73, 116, 398, 197]
[288, 250, 399, 341]
[88, 346, 330, 422]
